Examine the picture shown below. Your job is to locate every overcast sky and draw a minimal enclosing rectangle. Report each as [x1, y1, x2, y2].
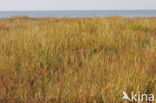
[0, 0, 156, 10]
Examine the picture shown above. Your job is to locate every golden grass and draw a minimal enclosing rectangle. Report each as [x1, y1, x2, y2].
[0, 16, 156, 103]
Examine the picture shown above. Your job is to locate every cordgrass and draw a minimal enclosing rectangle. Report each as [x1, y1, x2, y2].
[0, 16, 156, 103]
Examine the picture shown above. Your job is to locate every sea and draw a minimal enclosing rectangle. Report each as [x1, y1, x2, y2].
[0, 10, 156, 18]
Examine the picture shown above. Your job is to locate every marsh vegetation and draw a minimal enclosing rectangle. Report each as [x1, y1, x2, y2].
[0, 16, 156, 102]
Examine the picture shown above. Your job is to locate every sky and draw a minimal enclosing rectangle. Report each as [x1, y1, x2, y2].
[0, 0, 156, 10]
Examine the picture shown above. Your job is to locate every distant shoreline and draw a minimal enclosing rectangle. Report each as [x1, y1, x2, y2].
[0, 10, 156, 18]
[0, 10, 156, 11]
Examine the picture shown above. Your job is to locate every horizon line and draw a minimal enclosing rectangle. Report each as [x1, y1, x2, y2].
[0, 9, 156, 11]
